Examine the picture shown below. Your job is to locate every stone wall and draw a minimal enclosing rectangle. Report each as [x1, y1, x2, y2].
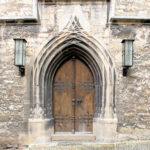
[111, 24, 150, 140]
[0, 0, 150, 148]
[0, 0, 34, 19]
[115, 0, 150, 17]
[0, 28, 25, 148]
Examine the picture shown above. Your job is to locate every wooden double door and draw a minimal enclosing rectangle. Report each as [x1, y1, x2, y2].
[53, 57, 94, 133]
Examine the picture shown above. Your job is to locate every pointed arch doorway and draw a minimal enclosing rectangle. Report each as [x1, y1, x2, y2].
[53, 57, 94, 133]
[29, 22, 117, 141]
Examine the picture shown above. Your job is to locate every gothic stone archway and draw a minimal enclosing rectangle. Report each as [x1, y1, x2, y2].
[29, 17, 117, 142]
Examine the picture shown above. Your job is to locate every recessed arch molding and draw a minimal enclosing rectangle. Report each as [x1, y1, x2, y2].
[30, 25, 117, 121]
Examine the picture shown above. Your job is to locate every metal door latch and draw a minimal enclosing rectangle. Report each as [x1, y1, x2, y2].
[76, 98, 82, 105]
[72, 98, 82, 105]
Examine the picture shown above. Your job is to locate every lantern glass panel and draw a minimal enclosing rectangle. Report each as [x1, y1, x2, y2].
[122, 39, 133, 67]
[122, 41, 125, 66]
[124, 40, 133, 67]
[23, 40, 26, 65]
[14, 39, 26, 66]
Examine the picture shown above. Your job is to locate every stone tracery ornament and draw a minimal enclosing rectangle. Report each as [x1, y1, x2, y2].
[68, 16, 83, 32]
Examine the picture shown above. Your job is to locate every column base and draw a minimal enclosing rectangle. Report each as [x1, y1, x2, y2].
[28, 118, 54, 144]
[93, 118, 117, 143]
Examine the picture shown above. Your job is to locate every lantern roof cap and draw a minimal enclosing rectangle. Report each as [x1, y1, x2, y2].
[14, 38, 27, 42]
[121, 39, 134, 43]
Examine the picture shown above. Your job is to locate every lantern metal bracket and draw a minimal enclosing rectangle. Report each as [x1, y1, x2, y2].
[19, 66, 25, 76]
[123, 67, 129, 76]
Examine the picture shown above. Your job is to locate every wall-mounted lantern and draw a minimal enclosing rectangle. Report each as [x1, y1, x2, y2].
[14, 38, 27, 76]
[121, 39, 134, 76]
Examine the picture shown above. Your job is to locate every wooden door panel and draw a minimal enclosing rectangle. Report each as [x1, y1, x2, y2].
[53, 59, 74, 133]
[75, 59, 94, 132]
[53, 58, 94, 133]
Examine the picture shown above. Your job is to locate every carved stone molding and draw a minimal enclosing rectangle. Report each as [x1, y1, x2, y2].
[30, 104, 46, 119]
[68, 16, 83, 32]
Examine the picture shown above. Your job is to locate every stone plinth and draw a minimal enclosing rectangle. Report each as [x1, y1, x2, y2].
[93, 118, 117, 143]
[28, 118, 54, 144]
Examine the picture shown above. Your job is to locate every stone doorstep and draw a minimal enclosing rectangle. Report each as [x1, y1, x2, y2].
[51, 134, 96, 141]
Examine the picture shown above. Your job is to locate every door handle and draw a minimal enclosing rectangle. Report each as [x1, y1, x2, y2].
[72, 98, 82, 105]
[76, 98, 82, 105]
[72, 98, 76, 102]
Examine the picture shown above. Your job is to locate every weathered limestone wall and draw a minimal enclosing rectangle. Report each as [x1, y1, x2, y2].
[0, 26, 30, 148]
[0, 0, 34, 18]
[0, 0, 150, 148]
[115, 0, 150, 17]
[111, 24, 150, 140]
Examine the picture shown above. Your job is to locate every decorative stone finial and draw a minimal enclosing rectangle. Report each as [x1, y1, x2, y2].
[68, 16, 83, 32]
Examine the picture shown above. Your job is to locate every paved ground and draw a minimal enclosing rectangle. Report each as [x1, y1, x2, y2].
[27, 140, 150, 150]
